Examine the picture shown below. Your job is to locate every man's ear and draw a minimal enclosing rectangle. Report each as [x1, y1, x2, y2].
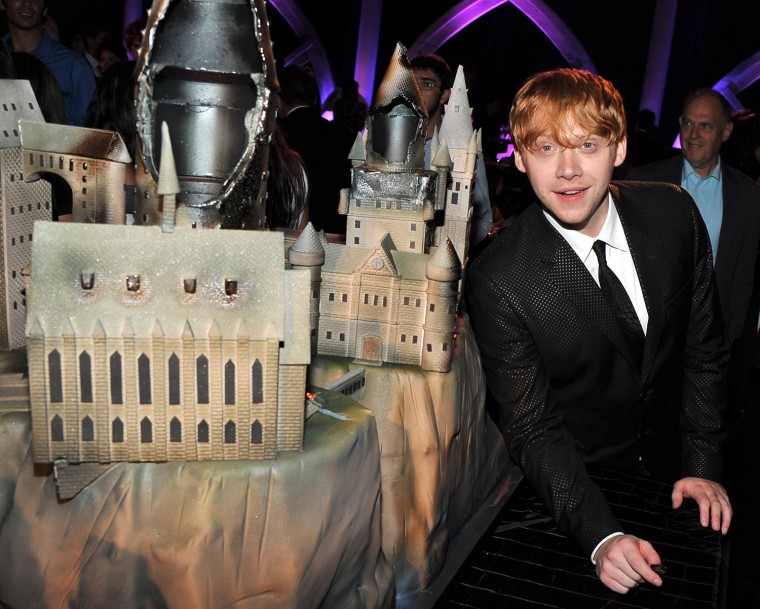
[613, 136, 627, 167]
[722, 121, 733, 143]
[514, 149, 527, 173]
[440, 87, 451, 106]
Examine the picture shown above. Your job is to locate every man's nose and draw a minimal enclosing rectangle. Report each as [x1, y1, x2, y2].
[557, 149, 581, 178]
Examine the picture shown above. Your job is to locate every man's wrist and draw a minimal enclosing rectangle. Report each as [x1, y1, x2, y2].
[591, 531, 625, 564]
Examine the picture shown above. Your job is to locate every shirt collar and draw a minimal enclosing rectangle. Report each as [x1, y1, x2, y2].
[544, 192, 628, 263]
[682, 157, 722, 182]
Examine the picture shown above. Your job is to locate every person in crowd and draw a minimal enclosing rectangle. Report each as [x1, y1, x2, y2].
[84, 60, 136, 153]
[71, 19, 112, 79]
[332, 79, 368, 138]
[410, 53, 493, 246]
[12, 51, 71, 220]
[266, 125, 309, 230]
[96, 37, 126, 75]
[277, 64, 352, 235]
[472, 87, 509, 163]
[623, 108, 670, 171]
[0, 35, 14, 77]
[1, 0, 96, 126]
[627, 92, 760, 609]
[466, 68, 731, 594]
[627, 89, 760, 344]
[123, 16, 146, 61]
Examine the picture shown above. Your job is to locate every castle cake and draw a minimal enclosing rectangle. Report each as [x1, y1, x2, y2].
[20, 120, 132, 225]
[0, 2, 511, 605]
[0, 81, 52, 351]
[288, 43, 487, 374]
[25, 125, 312, 497]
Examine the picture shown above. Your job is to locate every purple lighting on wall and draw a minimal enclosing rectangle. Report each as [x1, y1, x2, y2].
[354, 0, 383, 106]
[713, 50, 760, 111]
[639, 0, 678, 124]
[123, 0, 144, 46]
[409, 0, 595, 73]
[268, 0, 336, 107]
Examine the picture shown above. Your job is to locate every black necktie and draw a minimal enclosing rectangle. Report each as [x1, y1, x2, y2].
[592, 240, 645, 362]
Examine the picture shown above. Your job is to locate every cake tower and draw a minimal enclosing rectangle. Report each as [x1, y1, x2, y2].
[289, 44, 463, 373]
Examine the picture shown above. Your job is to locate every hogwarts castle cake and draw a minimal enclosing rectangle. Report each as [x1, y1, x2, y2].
[0, 1, 511, 606]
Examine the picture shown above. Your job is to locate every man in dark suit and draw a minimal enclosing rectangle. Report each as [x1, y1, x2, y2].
[629, 90, 760, 609]
[627, 89, 760, 342]
[467, 69, 732, 594]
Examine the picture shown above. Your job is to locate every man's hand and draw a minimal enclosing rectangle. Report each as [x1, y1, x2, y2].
[672, 477, 732, 534]
[594, 534, 663, 593]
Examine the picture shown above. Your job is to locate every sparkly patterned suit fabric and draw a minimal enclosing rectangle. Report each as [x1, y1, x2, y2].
[466, 182, 729, 557]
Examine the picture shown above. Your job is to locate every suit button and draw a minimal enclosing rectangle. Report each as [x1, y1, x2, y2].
[638, 391, 648, 401]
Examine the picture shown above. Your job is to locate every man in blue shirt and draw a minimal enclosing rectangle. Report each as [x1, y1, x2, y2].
[628, 87, 760, 608]
[628, 89, 760, 343]
[2, 0, 96, 125]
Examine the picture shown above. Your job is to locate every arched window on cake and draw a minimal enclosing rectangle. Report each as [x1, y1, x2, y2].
[140, 417, 152, 443]
[168, 353, 180, 405]
[79, 351, 93, 402]
[51, 414, 64, 441]
[81, 416, 94, 441]
[224, 360, 235, 405]
[112, 417, 124, 443]
[197, 419, 209, 443]
[224, 420, 236, 443]
[48, 349, 63, 403]
[251, 420, 263, 444]
[170, 416, 182, 442]
[251, 360, 263, 404]
[138, 354, 152, 405]
[110, 352, 123, 404]
[196, 355, 209, 404]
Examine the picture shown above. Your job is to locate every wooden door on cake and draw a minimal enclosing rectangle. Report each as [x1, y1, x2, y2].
[362, 335, 382, 362]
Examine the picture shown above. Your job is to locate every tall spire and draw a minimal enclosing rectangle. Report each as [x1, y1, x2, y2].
[440, 65, 474, 151]
[158, 122, 179, 232]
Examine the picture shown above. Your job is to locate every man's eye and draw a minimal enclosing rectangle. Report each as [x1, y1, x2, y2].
[541, 145, 553, 152]
[581, 142, 595, 149]
[700, 123, 714, 131]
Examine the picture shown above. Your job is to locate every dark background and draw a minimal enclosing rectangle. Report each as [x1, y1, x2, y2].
[12, 0, 760, 142]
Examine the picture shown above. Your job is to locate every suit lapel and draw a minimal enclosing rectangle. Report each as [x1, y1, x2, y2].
[527, 203, 643, 372]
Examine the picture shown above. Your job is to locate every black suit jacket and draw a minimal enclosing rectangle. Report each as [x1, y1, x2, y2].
[627, 156, 760, 341]
[466, 182, 729, 556]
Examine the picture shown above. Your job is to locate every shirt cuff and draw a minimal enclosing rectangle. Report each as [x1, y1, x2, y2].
[591, 532, 625, 565]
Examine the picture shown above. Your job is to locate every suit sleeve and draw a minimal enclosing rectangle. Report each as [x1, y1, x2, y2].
[466, 263, 623, 558]
[679, 194, 729, 481]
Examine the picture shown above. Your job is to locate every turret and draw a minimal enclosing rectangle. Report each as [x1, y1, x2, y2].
[421, 238, 461, 373]
[288, 223, 325, 353]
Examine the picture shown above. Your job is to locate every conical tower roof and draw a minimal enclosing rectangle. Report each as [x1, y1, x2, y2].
[371, 42, 427, 117]
[439, 65, 474, 151]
